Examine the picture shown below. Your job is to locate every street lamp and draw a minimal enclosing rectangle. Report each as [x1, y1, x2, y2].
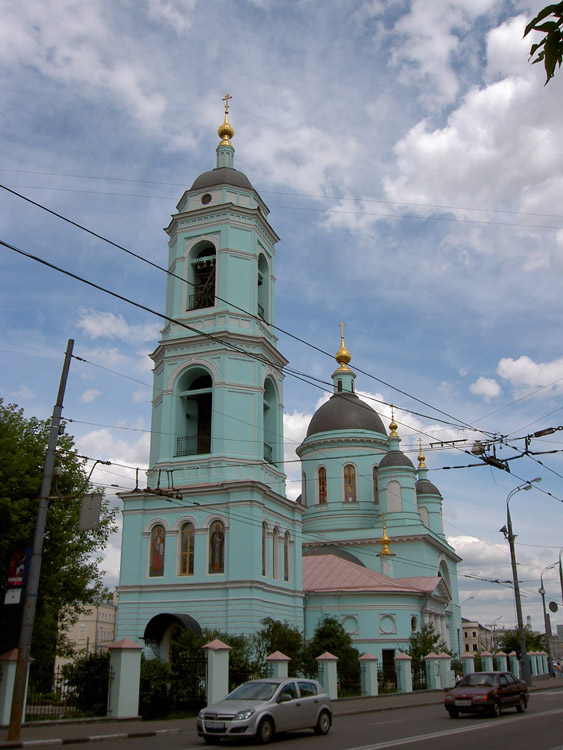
[540, 563, 557, 672]
[458, 596, 475, 654]
[499, 477, 541, 686]
[492, 615, 503, 652]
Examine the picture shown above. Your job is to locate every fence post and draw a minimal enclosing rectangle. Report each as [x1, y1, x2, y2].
[359, 654, 378, 696]
[315, 652, 338, 699]
[495, 651, 508, 672]
[437, 653, 454, 689]
[424, 653, 440, 690]
[480, 651, 494, 672]
[265, 651, 290, 679]
[507, 651, 520, 677]
[0, 650, 32, 727]
[203, 639, 231, 705]
[107, 638, 142, 719]
[461, 652, 475, 676]
[394, 653, 413, 693]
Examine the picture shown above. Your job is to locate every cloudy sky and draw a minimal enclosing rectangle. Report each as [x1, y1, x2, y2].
[1, 0, 563, 637]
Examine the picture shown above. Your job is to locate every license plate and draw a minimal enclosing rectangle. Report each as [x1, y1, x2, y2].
[455, 700, 471, 707]
[205, 720, 225, 729]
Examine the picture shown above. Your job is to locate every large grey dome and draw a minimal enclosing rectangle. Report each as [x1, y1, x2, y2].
[416, 478, 442, 496]
[191, 166, 254, 191]
[306, 392, 386, 438]
[379, 450, 414, 470]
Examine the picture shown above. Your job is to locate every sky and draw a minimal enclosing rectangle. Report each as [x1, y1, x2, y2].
[1, 0, 563, 640]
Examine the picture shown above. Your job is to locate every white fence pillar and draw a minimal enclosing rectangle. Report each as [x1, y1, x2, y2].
[203, 639, 231, 705]
[107, 638, 142, 719]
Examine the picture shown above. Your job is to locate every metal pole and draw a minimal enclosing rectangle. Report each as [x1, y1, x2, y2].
[559, 548, 563, 605]
[8, 339, 74, 741]
[506, 497, 532, 685]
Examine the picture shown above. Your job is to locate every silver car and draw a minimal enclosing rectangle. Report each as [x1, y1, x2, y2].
[197, 677, 333, 744]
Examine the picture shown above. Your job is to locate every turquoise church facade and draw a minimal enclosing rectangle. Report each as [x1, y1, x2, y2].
[116, 101, 462, 664]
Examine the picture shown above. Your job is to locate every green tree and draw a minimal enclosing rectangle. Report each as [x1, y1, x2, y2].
[0, 400, 118, 684]
[525, 2, 563, 83]
[497, 629, 546, 657]
[406, 623, 447, 682]
[303, 616, 361, 694]
[255, 617, 305, 676]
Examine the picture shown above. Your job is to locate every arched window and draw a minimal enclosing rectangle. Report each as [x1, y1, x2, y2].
[272, 527, 280, 579]
[209, 521, 225, 574]
[419, 506, 429, 527]
[284, 531, 290, 581]
[263, 377, 278, 464]
[372, 466, 379, 505]
[262, 522, 268, 576]
[257, 253, 269, 322]
[387, 480, 402, 512]
[302, 472, 307, 505]
[188, 243, 216, 310]
[179, 522, 195, 576]
[149, 524, 165, 577]
[343, 464, 357, 503]
[337, 379, 343, 392]
[176, 368, 212, 456]
[318, 466, 327, 504]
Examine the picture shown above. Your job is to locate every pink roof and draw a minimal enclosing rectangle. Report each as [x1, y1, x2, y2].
[303, 554, 442, 594]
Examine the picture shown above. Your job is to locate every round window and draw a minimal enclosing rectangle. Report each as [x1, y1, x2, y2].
[201, 193, 212, 205]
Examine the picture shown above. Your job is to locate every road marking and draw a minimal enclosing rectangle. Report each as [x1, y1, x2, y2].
[367, 720, 404, 726]
[344, 708, 563, 750]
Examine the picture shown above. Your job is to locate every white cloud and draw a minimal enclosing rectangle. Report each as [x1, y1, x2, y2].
[81, 388, 101, 403]
[469, 376, 501, 400]
[497, 355, 563, 392]
[146, 0, 198, 33]
[132, 389, 151, 403]
[77, 309, 160, 343]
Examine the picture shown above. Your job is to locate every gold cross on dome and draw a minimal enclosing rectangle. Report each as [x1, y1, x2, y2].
[223, 93, 232, 113]
[339, 321, 345, 340]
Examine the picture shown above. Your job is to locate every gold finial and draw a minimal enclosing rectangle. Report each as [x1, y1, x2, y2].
[418, 439, 426, 469]
[389, 405, 398, 438]
[217, 93, 235, 146]
[335, 321, 352, 371]
[379, 513, 394, 556]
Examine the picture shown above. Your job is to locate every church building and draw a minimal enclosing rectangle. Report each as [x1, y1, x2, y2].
[115, 99, 462, 664]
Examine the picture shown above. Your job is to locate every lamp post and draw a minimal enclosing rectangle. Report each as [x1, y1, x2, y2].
[492, 615, 503, 652]
[539, 563, 557, 672]
[559, 547, 563, 606]
[458, 596, 474, 654]
[499, 478, 541, 686]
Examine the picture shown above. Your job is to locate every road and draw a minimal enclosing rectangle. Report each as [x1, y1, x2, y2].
[68, 688, 563, 750]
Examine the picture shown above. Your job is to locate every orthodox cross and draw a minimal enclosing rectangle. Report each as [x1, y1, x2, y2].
[223, 93, 232, 113]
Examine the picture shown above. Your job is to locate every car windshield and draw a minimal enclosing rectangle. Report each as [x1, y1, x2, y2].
[459, 673, 498, 687]
[226, 682, 279, 701]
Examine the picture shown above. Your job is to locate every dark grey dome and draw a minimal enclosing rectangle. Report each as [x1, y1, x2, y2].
[379, 450, 414, 470]
[191, 167, 254, 191]
[306, 392, 387, 438]
[416, 478, 442, 496]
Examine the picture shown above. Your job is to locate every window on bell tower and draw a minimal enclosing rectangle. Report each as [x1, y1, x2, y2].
[318, 466, 327, 504]
[188, 244, 216, 310]
[343, 464, 357, 503]
[257, 253, 269, 322]
[175, 368, 213, 456]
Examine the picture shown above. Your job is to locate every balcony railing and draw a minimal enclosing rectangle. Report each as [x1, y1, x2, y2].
[176, 436, 211, 456]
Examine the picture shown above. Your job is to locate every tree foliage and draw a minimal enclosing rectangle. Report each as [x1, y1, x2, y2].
[525, 2, 563, 83]
[406, 623, 447, 679]
[497, 629, 546, 657]
[254, 617, 305, 676]
[0, 400, 118, 682]
[302, 616, 361, 693]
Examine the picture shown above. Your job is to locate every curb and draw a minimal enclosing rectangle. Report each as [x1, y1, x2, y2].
[0, 728, 182, 748]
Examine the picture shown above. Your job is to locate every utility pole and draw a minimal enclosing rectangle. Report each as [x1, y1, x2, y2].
[8, 339, 74, 741]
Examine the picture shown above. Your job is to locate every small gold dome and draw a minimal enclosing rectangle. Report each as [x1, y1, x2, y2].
[418, 439, 426, 469]
[389, 405, 398, 438]
[335, 321, 351, 371]
[218, 93, 235, 146]
[379, 514, 394, 556]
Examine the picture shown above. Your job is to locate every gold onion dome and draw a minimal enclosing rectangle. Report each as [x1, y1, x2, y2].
[389, 405, 398, 438]
[335, 322, 352, 371]
[218, 93, 235, 146]
[379, 514, 394, 556]
[418, 439, 426, 469]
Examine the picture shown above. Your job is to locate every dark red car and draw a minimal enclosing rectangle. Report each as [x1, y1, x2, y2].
[444, 671, 528, 718]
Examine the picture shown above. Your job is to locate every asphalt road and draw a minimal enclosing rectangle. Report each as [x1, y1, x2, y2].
[80, 688, 563, 750]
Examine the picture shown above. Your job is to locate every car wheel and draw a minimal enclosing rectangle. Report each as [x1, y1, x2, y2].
[516, 695, 527, 713]
[447, 708, 459, 719]
[256, 717, 274, 744]
[491, 700, 501, 718]
[314, 710, 332, 735]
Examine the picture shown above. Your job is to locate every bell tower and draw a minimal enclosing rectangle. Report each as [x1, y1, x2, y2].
[148, 95, 287, 494]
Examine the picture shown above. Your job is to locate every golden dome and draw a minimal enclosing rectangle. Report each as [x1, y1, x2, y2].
[335, 321, 351, 371]
[389, 405, 398, 438]
[418, 439, 426, 469]
[379, 514, 394, 556]
[218, 93, 235, 146]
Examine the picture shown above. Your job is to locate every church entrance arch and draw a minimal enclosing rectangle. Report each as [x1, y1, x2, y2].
[143, 612, 203, 661]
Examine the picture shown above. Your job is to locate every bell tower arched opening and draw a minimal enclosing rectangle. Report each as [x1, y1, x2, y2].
[175, 367, 213, 456]
[188, 241, 216, 311]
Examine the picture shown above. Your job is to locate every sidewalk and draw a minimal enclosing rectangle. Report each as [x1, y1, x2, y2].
[1, 677, 561, 748]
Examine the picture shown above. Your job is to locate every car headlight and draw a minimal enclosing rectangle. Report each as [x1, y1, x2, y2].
[198, 711, 205, 719]
[472, 694, 489, 701]
[234, 708, 255, 721]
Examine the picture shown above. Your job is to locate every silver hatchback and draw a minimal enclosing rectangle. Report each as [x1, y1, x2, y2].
[197, 677, 333, 744]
